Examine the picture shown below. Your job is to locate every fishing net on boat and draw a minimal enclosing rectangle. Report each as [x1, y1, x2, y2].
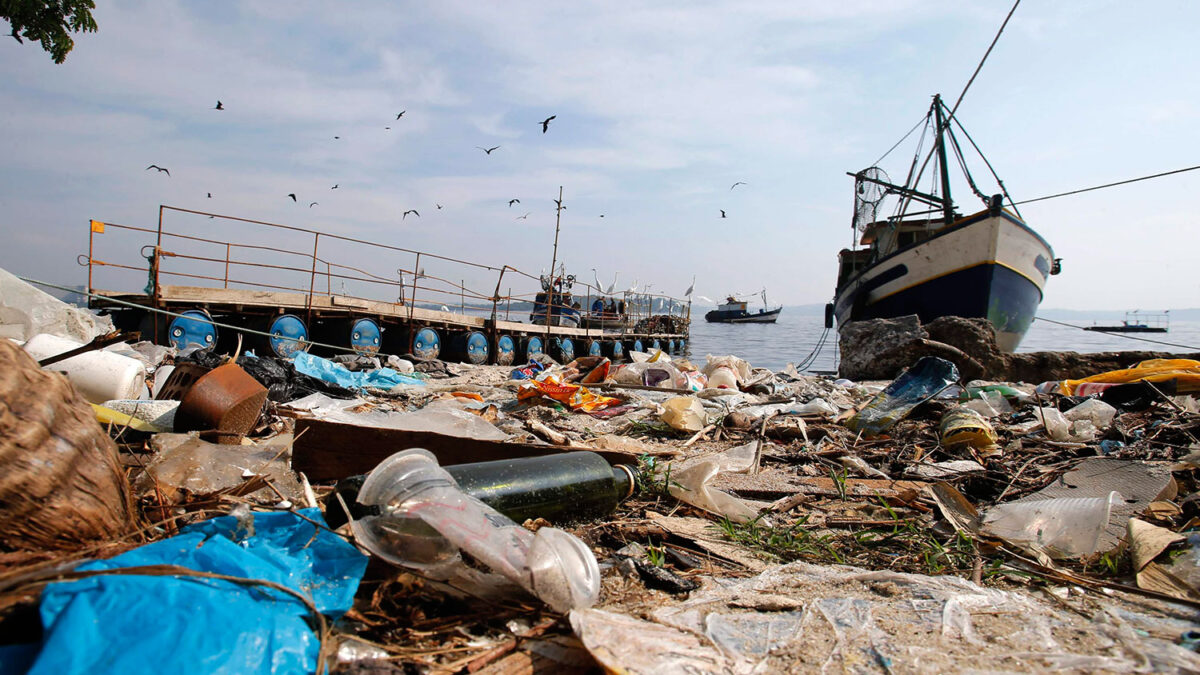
[852, 166, 890, 233]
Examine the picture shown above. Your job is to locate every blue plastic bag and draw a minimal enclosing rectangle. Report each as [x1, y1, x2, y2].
[13, 509, 367, 675]
[292, 351, 423, 390]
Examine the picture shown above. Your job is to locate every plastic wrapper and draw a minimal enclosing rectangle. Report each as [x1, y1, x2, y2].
[980, 492, 1120, 558]
[518, 375, 622, 412]
[662, 441, 761, 523]
[846, 356, 959, 438]
[136, 432, 304, 503]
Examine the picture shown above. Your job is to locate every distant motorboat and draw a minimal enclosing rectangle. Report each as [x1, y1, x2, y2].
[1083, 311, 1169, 333]
[705, 291, 782, 324]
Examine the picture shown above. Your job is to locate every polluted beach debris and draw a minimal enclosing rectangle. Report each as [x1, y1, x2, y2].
[6, 263, 1200, 674]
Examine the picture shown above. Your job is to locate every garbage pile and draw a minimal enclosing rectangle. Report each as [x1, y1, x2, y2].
[3, 273, 1200, 673]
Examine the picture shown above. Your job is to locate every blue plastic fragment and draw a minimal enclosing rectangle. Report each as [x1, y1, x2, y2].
[292, 350, 424, 390]
[13, 509, 366, 675]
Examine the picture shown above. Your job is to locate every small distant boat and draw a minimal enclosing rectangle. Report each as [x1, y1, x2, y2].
[1083, 311, 1169, 333]
[705, 291, 782, 324]
[530, 272, 581, 327]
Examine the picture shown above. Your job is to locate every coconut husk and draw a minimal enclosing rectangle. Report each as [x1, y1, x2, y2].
[0, 340, 134, 550]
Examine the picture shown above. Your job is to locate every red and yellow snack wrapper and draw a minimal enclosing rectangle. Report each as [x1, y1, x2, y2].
[518, 376, 622, 412]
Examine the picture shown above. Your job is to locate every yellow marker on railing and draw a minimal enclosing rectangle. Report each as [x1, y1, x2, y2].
[90, 220, 105, 233]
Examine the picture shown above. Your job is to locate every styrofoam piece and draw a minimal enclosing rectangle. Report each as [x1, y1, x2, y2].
[22, 333, 146, 404]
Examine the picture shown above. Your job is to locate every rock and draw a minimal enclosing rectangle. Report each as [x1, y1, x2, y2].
[924, 316, 1008, 377]
[0, 340, 133, 550]
[838, 315, 991, 381]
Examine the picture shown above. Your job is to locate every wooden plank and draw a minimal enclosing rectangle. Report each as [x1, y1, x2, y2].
[292, 417, 639, 481]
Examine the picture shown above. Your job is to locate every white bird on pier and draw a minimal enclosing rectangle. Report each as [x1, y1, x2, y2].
[683, 274, 695, 297]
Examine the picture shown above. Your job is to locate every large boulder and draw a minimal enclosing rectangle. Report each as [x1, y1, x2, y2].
[837, 315, 995, 381]
[0, 340, 134, 550]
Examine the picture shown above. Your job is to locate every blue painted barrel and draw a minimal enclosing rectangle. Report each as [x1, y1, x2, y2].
[520, 335, 543, 362]
[677, 338, 687, 354]
[264, 314, 309, 358]
[552, 337, 575, 363]
[495, 335, 516, 366]
[628, 339, 644, 353]
[586, 339, 602, 357]
[604, 340, 623, 360]
[666, 339, 676, 354]
[449, 331, 489, 365]
[167, 309, 218, 351]
[648, 339, 662, 353]
[412, 326, 441, 360]
[348, 318, 382, 355]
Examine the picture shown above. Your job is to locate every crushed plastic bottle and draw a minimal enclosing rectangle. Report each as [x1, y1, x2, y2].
[846, 356, 960, 438]
[350, 449, 601, 613]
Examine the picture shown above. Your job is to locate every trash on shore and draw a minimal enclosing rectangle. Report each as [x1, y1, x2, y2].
[5, 293, 1200, 673]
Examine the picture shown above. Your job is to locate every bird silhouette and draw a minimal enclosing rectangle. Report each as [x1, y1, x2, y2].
[516, 212, 530, 220]
[684, 275, 695, 297]
[540, 115, 556, 133]
[440, 305, 451, 312]
[599, 214, 605, 218]
[436, 203, 443, 210]
[396, 111, 405, 119]
[476, 145, 500, 154]
[333, 136, 340, 140]
[331, 184, 338, 189]
[403, 210, 419, 219]
[554, 198, 565, 210]
[384, 126, 390, 130]
[730, 181, 746, 190]
[214, 100, 224, 110]
[508, 198, 520, 207]
[207, 192, 212, 198]
[287, 193, 297, 202]
[309, 202, 318, 208]
[720, 209, 727, 218]
[145, 165, 169, 175]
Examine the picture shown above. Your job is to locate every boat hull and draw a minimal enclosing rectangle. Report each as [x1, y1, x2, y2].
[834, 210, 1053, 352]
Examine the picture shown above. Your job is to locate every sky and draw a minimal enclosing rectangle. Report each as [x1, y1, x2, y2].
[1, 0, 1197, 311]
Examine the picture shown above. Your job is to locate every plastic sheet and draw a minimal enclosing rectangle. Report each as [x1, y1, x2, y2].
[980, 492, 1120, 558]
[293, 350, 424, 390]
[18, 509, 367, 675]
[135, 432, 304, 503]
[664, 441, 761, 523]
[0, 267, 114, 343]
[846, 356, 960, 438]
[659, 396, 708, 432]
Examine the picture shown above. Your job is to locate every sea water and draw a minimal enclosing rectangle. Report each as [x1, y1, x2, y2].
[687, 311, 1200, 373]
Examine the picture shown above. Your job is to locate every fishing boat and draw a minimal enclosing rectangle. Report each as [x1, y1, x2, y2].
[579, 297, 629, 330]
[705, 291, 782, 324]
[1083, 311, 1169, 333]
[830, 94, 1060, 352]
[529, 272, 581, 328]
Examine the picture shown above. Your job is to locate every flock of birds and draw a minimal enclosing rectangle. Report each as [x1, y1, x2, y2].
[144, 104, 745, 223]
[143, 102, 745, 301]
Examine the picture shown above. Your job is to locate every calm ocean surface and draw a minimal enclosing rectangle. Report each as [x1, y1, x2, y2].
[686, 311, 1200, 374]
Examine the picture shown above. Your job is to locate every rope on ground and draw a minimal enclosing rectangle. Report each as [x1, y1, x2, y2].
[1033, 316, 1200, 351]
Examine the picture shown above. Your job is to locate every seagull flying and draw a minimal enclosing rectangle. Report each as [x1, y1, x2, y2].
[145, 165, 169, 175]
[436, 203, 443, 210]
[331, 184, 338, 189]
[720, 209, 726, 218]
[396, 111, 405, 119]
[508, 198, 520, 207]
[207, 192, 212, 198]
[309, 202, 318, 208]
[214, 100, 224, 110]
[516, 212, 530, 220]
[476, 145, 500, 154]
[287, 193, 297, 202]
[730, 181, 746, 190]
[540, 115, 556, 133]
[403, 209, 419, 219]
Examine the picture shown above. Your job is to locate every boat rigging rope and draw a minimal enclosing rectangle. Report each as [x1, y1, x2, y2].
[1014, 164, 1200, 206]
[946, 0, 1021, 122]
[871, 114, 930, 168]
[1034, 316, 1200, 351]
[794, 326, 832, 372]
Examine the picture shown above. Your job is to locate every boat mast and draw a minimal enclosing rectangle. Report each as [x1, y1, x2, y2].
[932, 94, 955, 223]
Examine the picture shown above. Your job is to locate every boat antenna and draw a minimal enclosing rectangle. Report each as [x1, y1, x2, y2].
[545, 185, 564, 332]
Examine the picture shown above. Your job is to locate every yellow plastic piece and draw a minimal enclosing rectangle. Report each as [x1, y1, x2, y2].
[1058, 359, 1200, 395]
[91, 404, 162, 433]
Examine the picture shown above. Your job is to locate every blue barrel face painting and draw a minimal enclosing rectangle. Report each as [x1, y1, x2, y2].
[588, 339, 602, 357]
[605, 340, 623, 360]
[349, 318, 382, 355]
[649, 339, 661, 353]
[522, 335, 543, 360]
[464, 331, 489, 365]
[413, 327, 441, 360]
[168, 309, 218, 351]
[495, 335, 516, 366]
[667, 339, 676, 354]
[268, 314, 309, 358]
[630, 339, 644, 353]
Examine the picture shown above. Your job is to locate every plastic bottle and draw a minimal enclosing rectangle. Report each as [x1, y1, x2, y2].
[939, 407, 998, 450]
[846, 356, 960, 438]
[350, 449, 602, 613]
[21, 333, 147, 404]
